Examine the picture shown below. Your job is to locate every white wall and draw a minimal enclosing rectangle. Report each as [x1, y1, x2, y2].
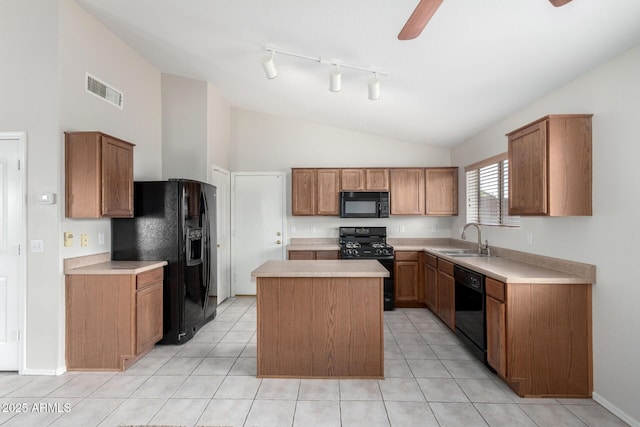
[59, 0, 163, 260]
[230, 109, 455, 239]
[0, 0, 62, 373]
[451, 44, 640, 425]
[162, 73, 208, 181]
[207, 84, 232, 172]
[0, 0, 163, 373]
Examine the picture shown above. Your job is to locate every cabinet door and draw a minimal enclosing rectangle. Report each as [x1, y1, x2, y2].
[390, 169, 425, 215]
[395, 260, 419, 302]
[424, 263, 438, 312]
[101, 135, 134, 217]
[437, 271, 455, 330]
[288, 251, 316, 260]
[292, 169, 316, 215]
[136, 281, 163, 354]
[315, 250, 340, 260]
[508, 121, 548, 215]
[365, 169, 389, 191]
[486, 295, 507, 377]
[340, 169, 365, 190]
[425, 168, 458, 216]
[316, 169, 340, 215]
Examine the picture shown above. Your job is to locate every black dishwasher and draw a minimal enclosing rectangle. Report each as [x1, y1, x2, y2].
[454, 265, 486, 363]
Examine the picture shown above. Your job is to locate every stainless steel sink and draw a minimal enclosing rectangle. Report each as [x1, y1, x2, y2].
[437, 250, 495, 258]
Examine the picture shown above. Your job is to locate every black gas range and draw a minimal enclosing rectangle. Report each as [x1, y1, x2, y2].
[338, 226, 394, 259]
[339, 227, 395, 310]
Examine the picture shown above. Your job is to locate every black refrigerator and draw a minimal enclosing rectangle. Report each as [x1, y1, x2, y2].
[111, 179, 217, 344]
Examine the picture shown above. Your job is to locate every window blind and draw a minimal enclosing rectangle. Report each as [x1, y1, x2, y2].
[466, 154, 519, 227]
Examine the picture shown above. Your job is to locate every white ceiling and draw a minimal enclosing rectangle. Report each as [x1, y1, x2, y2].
[76, 0, 640, 147]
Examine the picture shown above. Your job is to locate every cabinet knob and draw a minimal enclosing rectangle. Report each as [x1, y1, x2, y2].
[276, 232, 281, 236]
[217, 244, 221, 248]
[276, 240, 282, 245]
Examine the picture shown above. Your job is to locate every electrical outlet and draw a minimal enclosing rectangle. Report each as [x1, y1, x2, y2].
[527, 232, 534, 245]
[399, 225, 405, 233]
[81, 233, 88, 247]
[431, 225, 437, 233]
[63, 232, 73, 247]
[311, 226, 316, 234]
[290, 226, 297, 234]
[98, 233, 105, 245]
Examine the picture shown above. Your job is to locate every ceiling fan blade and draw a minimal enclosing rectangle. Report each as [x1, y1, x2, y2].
[398, 0, 444, 40]
[548, 0, 572, 6]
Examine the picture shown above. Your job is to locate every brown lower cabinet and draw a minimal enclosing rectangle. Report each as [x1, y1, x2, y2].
[436, 259, 455, 330]
[485, 277, 592, 397]
[288, 250, 340, 260]
[66, 268, 164, 371]
[424, 254, 438, 312]
[394, 251, 425, 308]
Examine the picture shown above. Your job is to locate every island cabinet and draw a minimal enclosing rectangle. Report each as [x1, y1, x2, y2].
[288, 250, 340, 260]
[65, 131, 135, 218]
[253, 260, 387, 379]
[507, 114, 592, 216]
[340, 168, 389, 191]
[423, 253, 438, 312]
[436, 258, 455, 330]
[394, 251, 424, 308]
[485, 277, 593, 397]
[292, 168, 340, 216]
[425, 167, 458, 216]
[389, 168, 425, 215]
[66, 267, 164, 371]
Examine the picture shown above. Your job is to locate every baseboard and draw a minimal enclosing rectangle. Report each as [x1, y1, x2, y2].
[21, 366, 67, 376]
[592, 392, 639, 427]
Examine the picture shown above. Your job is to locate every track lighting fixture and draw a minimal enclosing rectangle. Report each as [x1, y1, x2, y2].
[261, 46, 387, 100]
[368, 74, 381, 101]
[261, 51, 278, 79]
[329, 64, 341, 92]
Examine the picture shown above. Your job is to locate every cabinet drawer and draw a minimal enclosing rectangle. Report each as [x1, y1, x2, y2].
[486, 277, 505, 302]
[424, 253, 438, 267]
[137, 268, 164, 290]
[437, 259, 454, 276]
[395, 251, 419, 261]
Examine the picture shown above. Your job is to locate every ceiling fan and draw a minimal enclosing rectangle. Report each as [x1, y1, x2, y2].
[398, 0, 574, 40]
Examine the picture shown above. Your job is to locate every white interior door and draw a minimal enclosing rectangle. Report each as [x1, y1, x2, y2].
[232, 172, 286, 295]
[210, 166, 231, 304]
[0, 133, 25, 371]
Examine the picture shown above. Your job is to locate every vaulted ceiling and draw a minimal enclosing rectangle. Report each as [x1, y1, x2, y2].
[76, 0, 640, 147]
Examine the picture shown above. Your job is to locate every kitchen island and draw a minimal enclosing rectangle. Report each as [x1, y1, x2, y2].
[251, 260, 389, 379]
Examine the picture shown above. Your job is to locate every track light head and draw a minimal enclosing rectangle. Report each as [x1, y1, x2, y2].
[262, 51, 278, 79]
[368, 74, 381, 101]
[329, 64, 341, 92]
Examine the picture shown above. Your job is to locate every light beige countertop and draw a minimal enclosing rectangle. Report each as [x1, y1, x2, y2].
[285, 238, 595, 285]
[64, 252, 168, 275]
[252, 260, 389, 278]
[287, 238, 340, 252]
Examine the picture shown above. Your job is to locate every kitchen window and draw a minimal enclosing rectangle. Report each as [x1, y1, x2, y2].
[465, 153, 520, 227]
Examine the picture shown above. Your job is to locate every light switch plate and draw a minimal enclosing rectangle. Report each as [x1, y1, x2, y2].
[30, 240, 44, 253]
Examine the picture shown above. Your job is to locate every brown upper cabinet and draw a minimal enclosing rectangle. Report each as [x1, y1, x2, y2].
[291, 168, 340, 216]
[65, 131, 135, 218]
[340, 168, 389, 191]
[389, 168, 425, 215]
[425, 167, 458, 216]
[507, 115, 592, 216]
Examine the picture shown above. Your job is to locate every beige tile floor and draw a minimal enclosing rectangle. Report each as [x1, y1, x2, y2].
[0, 296, 629, 426]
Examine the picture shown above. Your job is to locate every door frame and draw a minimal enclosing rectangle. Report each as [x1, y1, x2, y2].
[230, 171, 287, 296]
[209, 164, 231, 304]
[0, 131, 27, 374]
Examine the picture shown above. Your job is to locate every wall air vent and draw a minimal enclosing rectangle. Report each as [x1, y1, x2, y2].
[85, 73, 123, 109]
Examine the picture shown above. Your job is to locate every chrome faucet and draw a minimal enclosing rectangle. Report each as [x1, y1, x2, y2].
[462, 222, 490, 255]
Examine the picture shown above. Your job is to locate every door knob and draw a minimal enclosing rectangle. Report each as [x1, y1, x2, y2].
[276, 240, 282, 245]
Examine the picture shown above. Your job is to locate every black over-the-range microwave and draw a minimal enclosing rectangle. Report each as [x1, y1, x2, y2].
[339, 191, 390, 218]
